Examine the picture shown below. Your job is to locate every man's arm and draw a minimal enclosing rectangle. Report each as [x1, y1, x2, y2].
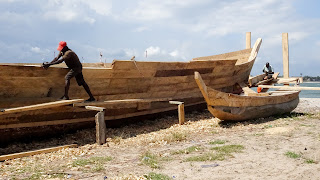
[42, 53, 64, 69]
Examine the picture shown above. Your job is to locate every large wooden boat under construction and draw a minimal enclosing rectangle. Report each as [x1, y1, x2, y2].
[0, 38, 262, 143]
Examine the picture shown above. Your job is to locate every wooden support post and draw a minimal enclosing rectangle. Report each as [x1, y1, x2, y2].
[282, 33, 289, 79]
[95, 110, 106, 145]
[246, 32, 251, 49]
[85, 106, 106, 145]
[178, 104, 185, 125]
[169, 101, 185, 125]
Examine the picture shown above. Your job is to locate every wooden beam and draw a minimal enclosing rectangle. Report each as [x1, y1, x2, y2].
[246, 32, 251, 49]
[85, 106, 105, 112]
[74, 98, 174, 107]
[258, 85, 320, 91]
[248, 74, 265, 87]
[282, 33, 289, 79]
[0, 99, 84, 115]
[0, 144, 77, 161]
[276, 77, 302, 84]
[169, 101, 184, 105]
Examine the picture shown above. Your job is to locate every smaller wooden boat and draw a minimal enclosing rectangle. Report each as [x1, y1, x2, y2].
[194, 72, 300, 121]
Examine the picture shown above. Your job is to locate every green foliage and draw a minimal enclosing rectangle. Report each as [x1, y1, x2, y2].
[210, 145, 244, 154]
[303, 76, 320, 81]
[185, 152, 227, 162]
[171, 146, 202, 155]
[72, 156, 112, 167]
[285, 151, 301, 159]
[170, 132, 187, 142]
[72, 156, 112, 172]
[141, 152, 160, 169]
[209, 140, 226, 145]
[144, 172, 171, 180]
[305, 159, 315, 164]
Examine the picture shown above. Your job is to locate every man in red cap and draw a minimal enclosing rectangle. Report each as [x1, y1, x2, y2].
[42, 41, 95, 102]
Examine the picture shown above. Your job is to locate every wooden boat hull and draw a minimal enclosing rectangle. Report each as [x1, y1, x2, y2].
[207, 98, 299, 121]
[195, 59, 301, 121]
[0, 39, 261, 143]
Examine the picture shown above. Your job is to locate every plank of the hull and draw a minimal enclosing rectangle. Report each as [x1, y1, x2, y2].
[73, 98, 174, 107]
[206, 88, 299, 107]
[207, 97, 299, 121]
[192, 49, 252, 61]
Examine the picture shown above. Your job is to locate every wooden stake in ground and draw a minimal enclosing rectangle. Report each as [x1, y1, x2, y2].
[85, 106, 106, 145]
[169, 101, 185, 125]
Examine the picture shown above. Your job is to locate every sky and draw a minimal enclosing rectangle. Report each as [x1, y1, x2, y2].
[0, 0, 320, 76]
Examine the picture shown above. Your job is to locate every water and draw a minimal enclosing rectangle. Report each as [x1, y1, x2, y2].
[299, 82, 320, 98]
[250, 82, 320, 98]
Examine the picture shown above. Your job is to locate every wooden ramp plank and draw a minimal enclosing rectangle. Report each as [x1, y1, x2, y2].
[0, 144, 77, 161]
[0, 99, 84, 115]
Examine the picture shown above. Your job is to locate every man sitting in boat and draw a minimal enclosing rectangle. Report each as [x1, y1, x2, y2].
[262, 62, 274, 80]
[42, 41, 96, 102]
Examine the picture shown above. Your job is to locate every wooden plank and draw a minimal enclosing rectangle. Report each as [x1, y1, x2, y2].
[95, 111, 106, 145]
[85, 106, 106, 112]
[194, 72, 210, 103]
[255, 72, 279, 86]
[137, 102, 151, 110]
[169, 101, 184, 105]
[0, 99, 84, 115]
[258, 85, 320, 91]
[0, 144, 77, 161]
[238, 82, 256, 95]
[276, 77, 302, 84]
[282, 33, 289, 78]
[246, 32, 251, 49]
[192, 49, 251, 61]
[74, 98, 173, 107]
[248, 74, 265, 87]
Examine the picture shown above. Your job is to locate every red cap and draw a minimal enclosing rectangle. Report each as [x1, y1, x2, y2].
[57, 41, 67, 51]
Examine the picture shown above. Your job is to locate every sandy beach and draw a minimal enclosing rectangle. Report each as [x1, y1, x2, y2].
[0, 98, 320, 180]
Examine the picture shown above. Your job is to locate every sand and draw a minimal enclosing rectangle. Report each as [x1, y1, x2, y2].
[0, 98, 320, 180]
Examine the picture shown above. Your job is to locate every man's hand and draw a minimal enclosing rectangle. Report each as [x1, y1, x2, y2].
[42, 62, 51, 70]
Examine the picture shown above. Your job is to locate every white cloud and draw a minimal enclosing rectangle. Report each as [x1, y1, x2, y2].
[83, 0, 112, 16]
[170, 50, 179, 57]
[146, 46, 162, 56]
[134, 26, 150, 32]
[31, 47, 41, 53]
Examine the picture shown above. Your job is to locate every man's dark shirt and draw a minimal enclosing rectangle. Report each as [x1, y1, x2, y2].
[61, 50, 82, 69]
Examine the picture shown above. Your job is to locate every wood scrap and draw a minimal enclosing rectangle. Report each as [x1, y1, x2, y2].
[0, 144, 77, 161]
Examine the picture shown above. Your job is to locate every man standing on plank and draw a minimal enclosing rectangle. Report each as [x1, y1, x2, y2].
[42, 41, 95, 102]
